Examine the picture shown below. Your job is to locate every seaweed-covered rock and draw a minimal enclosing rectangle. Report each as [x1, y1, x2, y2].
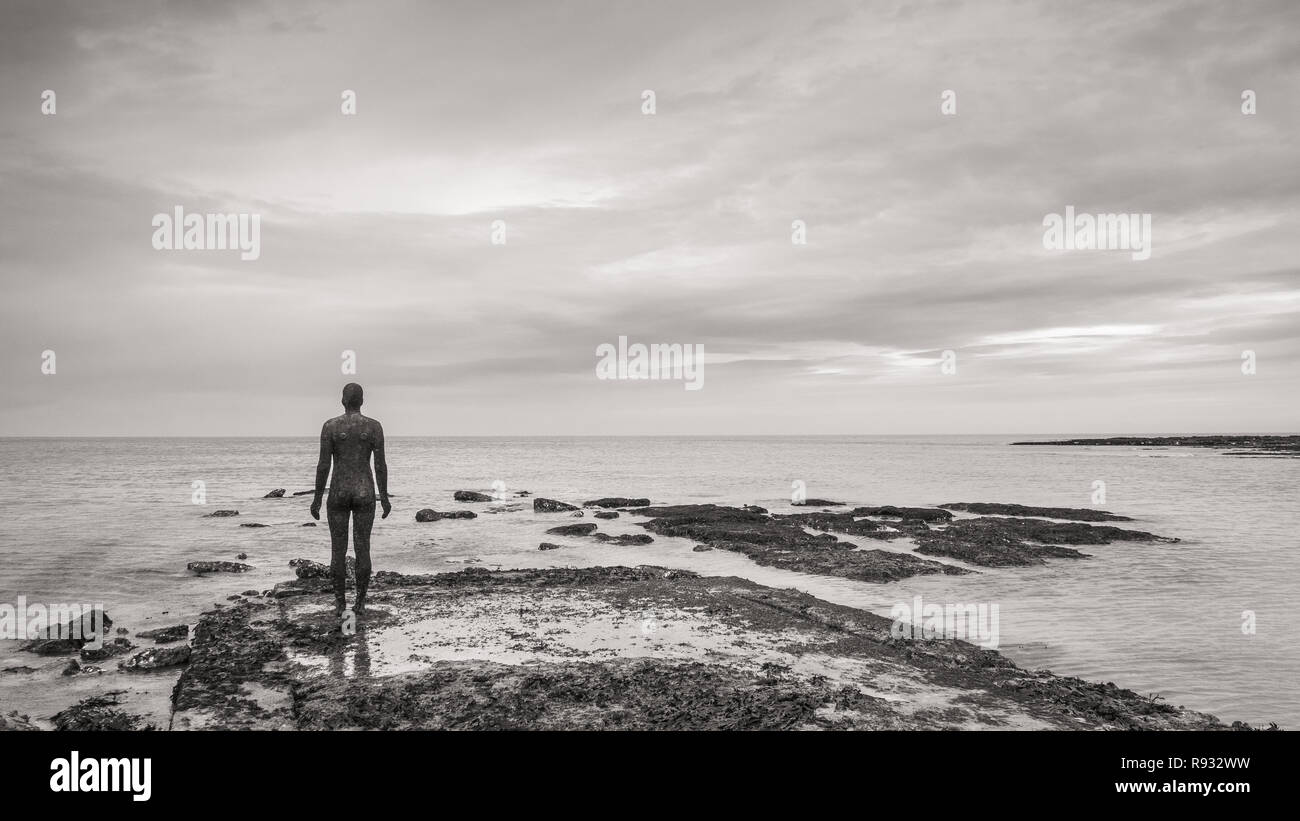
[79, 637, 134, 662]
[533, 497, 579, 512]
[592, 533, 655, 546]
[264, 488, 286, 498]
[939, 503, 1132, 522]
[204, 509, 239, 518]
[538, 543, 562, 551]
[913, 517, 1172, 566]
[52, 694, 152, 731]
[454, 490, 495, 502]
[792, 498, 844, 507]
[290, 557, 356, 580]
[120, 645, 191, 671]
[850, 505, 953, 522]
[545, 523, 599, 537]
[593, 511, 620, 519]
[584, 497, 650, 508]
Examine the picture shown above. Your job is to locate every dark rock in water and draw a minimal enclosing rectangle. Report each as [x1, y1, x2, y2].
[533, 497, 579, 512]
[2, 666, 38, 675]
[237, 552, 248, 560]
[187, 561, 253, 574]
[290, 556, 356, 580]
[913, 517, 1173, 567]
[792, 499, 845, 507]
[115, 627, 128, 635]
[52, 694, 151, 730]
[62, 660, 81, 676]
[454, 490, 495, 502]
[18, 610, 115, 655]
[79, 637, 134, 662]
[415, 509, 477, 522]
[484, 503, 524, 513]
[538, 543, 562, 551]
[226, 595, 242, 601]
[570, 510, 585, 517]
[1012, 435, 1300, 455]
[516, 491, 531, 497]
[584, 497, 651, 508]
[742, 505, 768, 514]
[593, 511, 619, 519]
[638, 504, 972, 583]
[302, 522, 317, 527]
[242, 590, 259, 597]
[136, 624, 189, 644]
[240, 522, 269, 528]
[939, 503, 1132, 522]
[204, 509, 239, 518]
[120, 645, 191, 671]
[592, 533, 654, 546]
[545, 523, 599, 537]
[692, 544, 713, 551]
[292, 490, 316, 496]
[850, 505, 953, 522]
[264, 488, 286, 498]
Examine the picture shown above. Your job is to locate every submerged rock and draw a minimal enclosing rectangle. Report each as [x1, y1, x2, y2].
[454, 490, 495, 502]
[187, 561, 253, 574]
[240, 522, 269, 528]
[584, 497, 651, 508]
[545, 523, 599, 537]
[204, 510, 239, 518]
[792, 499, 845, 507]
[533, 497, 579, 512]
[415, 509, 477, 522]
[18, 611, 115, 655]
[593, 511, 619, 519]
[538, 543, 562, 551]
[264, 488, 286, 498]
[136, 624, 189, 644]
[939, 503, 1132, 522]
[302, 522, 317, 527]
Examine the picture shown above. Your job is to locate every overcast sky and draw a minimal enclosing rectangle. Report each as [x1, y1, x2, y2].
[1, 0, 1297, 435]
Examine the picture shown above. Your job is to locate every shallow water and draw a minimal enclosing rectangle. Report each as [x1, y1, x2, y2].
[0, 435, 1296, 727]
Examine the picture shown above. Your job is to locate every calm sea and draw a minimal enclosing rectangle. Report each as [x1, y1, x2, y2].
[1, 435, 1296, 727]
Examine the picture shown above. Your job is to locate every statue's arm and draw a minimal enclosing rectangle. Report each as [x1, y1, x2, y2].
[373, 422, 389, 500]
[313, 422, 332, 501]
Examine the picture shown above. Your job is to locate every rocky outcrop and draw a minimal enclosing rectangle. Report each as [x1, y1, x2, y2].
[939, 503, 1132, 522]
[592, 533, 654, 546]
[264, 489, 286, 498]
[52, 694, 152, 730]
[19, 611, 115, 655]
[914, 517, 1174, 566]
[415, 509, 477, 522]
[454, 490, 495, 502]
[79, 637, 134, 662]
[533, 497, 579, 512]
[538, 543, 562, 551]
[584, 497, 650, 508]
[187, 561, 253, 574]
[635, 504, 971, 583]
[290, 557, 356, 580]
[792, 499, 844, 507]
[593, 511, 619, 519]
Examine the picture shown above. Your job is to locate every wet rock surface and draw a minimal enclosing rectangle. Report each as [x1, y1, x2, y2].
[203, 510, 239, 518]
[545, 522, 599, 537]
[264, 489, 286, 498]
[52, 693, 154, 731]
[120, 645, 191, 671]
[533, 497, 579, 512]
[939, 503, 1132, 522]
[187, 561, 253, 574]
[1013, 435, 1300, 455]
[591, 533, 655, 545]
[584, 497, 650, 508]
[633, 505, 971, 583]
[415, 509, 477, 522]
[792, 498, 845, 507]
[168, 566, 1233, 731]
[851, 506, 953, 522]
[454, 490, 495, 502]
[593, 511, 620, 519]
